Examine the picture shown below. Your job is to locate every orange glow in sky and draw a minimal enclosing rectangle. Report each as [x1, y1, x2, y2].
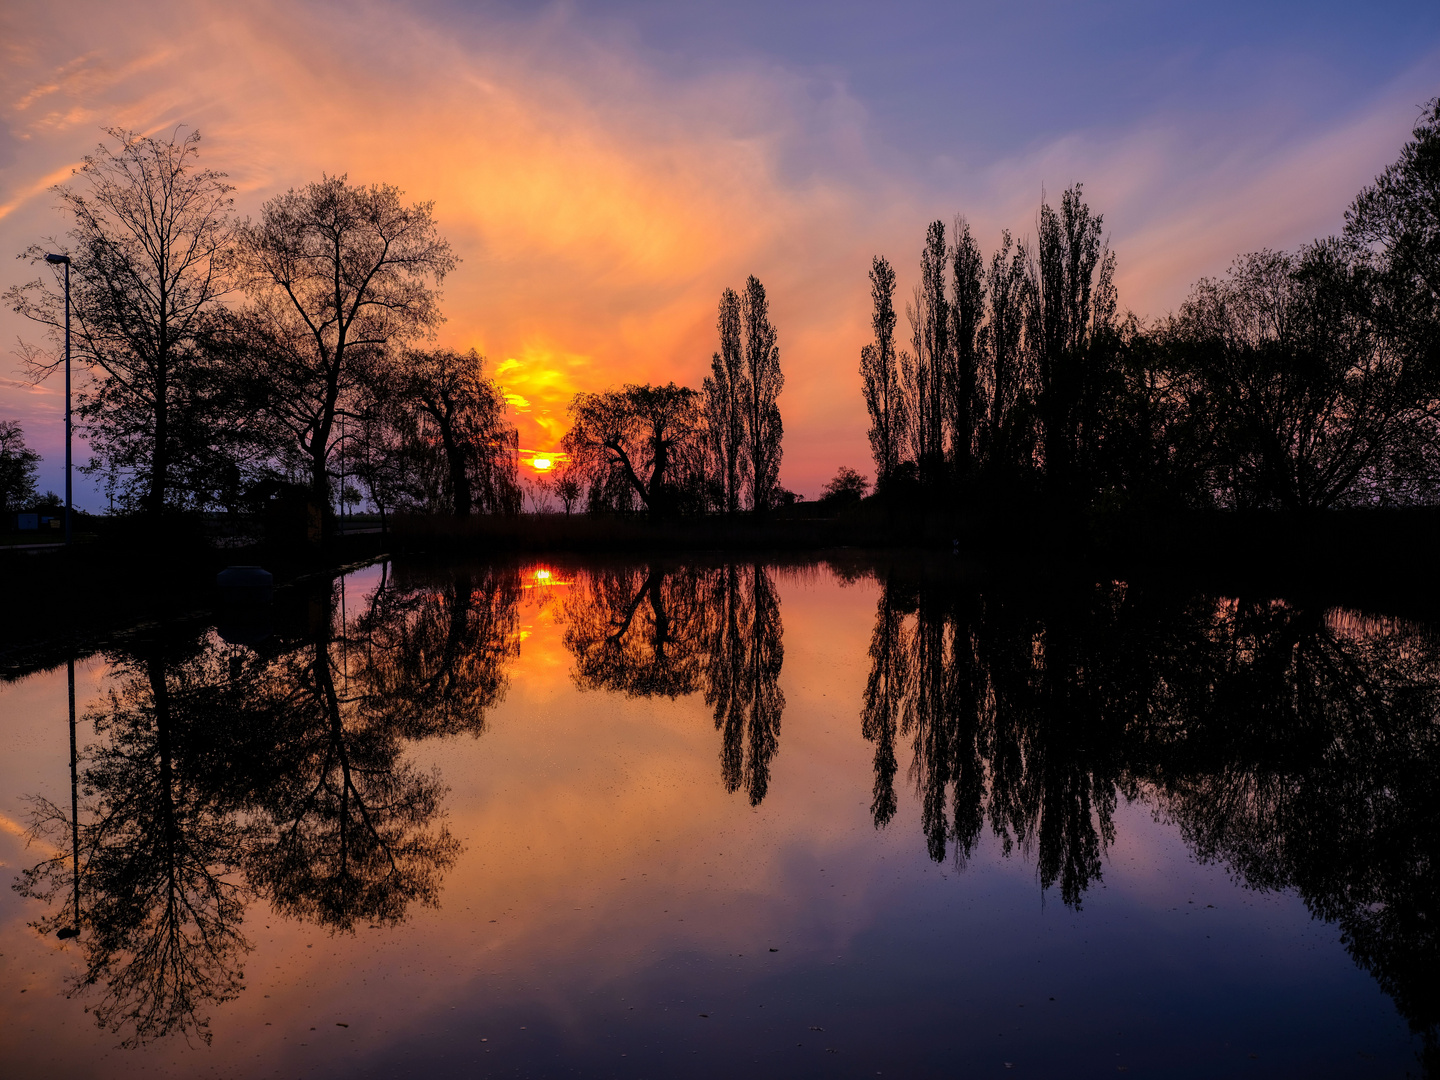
[0, 0, 1432, 501]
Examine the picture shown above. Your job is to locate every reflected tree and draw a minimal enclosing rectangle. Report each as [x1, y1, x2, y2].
[15, 635, 253, 1046]
[858, 565, 1440, 1057]
[244, 583, 462, 931]
[563, 565, 704, 698]
[1151, 602, 1440, 1064]
[14, 565, 505, 1043]
[700, 564, 784, 806]
[862, 572, 1164, 906]
[355, 564, 522, 738]
[563, 562, 786, 804]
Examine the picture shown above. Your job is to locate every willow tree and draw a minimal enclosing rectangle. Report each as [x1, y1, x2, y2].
[563, 383, 703, 516]
[375, 347, 519, 517]
[235, 176, 455, 531]
[5, 128, 235, 516]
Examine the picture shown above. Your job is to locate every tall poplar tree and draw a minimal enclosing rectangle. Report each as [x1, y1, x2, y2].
[740, 276, 784, 512]
[978, 231, 1036, 478]
[903, 221, 949, 483]
[1033, 184, 1111, 494]
[861, 255, 907, 486]
[702, 287, 747, 514]
[948, 219, 986, 479]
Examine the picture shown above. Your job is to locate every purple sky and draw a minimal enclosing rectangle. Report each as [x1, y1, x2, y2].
[2, 0, 1438, 503]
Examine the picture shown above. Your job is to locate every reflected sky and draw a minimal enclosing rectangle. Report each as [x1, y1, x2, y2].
[0, 558, 1433, 1077]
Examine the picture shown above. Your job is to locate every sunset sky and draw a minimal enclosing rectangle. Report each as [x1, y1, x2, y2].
[2, 0, 1438, 502]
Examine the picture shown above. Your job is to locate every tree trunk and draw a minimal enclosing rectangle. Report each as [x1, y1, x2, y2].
[148, 367, 169, 518]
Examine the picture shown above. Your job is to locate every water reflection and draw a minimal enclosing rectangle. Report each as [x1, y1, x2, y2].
[8, 557, 1439, 1066]
[562, 562, 785, 804]
[14, 566, 508, 1044]
[861, 566, 1440, 1059]
[17, 635, 253, 1046]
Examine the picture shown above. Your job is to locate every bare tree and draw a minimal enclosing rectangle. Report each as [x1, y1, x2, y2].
[545, 461, 583, 515]
[235, 176, 455, 533]
[5, 128, 235, 516]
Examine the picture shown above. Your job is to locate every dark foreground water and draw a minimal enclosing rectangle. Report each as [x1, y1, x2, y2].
[0, 556, 1435, 1078]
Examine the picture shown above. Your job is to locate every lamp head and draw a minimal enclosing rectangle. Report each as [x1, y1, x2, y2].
[45, 253, 70, 265]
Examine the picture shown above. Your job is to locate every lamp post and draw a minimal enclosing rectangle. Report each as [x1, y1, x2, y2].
[44, 253, 72, 545]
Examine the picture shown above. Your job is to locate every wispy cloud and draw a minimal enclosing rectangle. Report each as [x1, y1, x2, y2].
[0, 0, 1434, 496]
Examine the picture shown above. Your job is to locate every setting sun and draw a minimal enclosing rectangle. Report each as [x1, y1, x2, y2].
[532, 457, 553, 471]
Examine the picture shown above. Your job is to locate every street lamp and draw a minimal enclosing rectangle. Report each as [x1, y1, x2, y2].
[44, 253, 71, 545]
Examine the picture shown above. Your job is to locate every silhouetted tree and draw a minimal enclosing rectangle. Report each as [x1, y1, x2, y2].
[977, 231, 1037, 481]
[903, 221, 949, 484]
[0, 420, 40, 514]
[1161, 241, 1425, 509]
[704, 287, 748, 514]
[1345, 96, 1440, 384]
[368, 347, 519, 516]
[1033, 184, 1115, 496]
[5, 128, 237, 517]
[861, 256, 907, 488]
[235, 175, 455, 532]
[544, 461, 583, 515]
[740, 276, 784, 511]
[948, 218, 986, 479]
[818, 465, 869, 508]
[563, 383, 704, 516]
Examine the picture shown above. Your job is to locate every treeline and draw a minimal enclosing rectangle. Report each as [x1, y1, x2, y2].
[4, 127, 796, 538]
[5, 129, 520, 537]
[861, 98, 1440, 515]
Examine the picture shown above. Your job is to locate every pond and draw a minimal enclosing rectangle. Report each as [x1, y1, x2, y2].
[0, 556, 1435, 1078]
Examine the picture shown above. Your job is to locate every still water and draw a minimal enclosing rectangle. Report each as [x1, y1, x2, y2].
[0, 556, 1435, 1078]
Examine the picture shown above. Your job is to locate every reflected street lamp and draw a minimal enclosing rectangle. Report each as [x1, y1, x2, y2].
[44, 253, 72, 546]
